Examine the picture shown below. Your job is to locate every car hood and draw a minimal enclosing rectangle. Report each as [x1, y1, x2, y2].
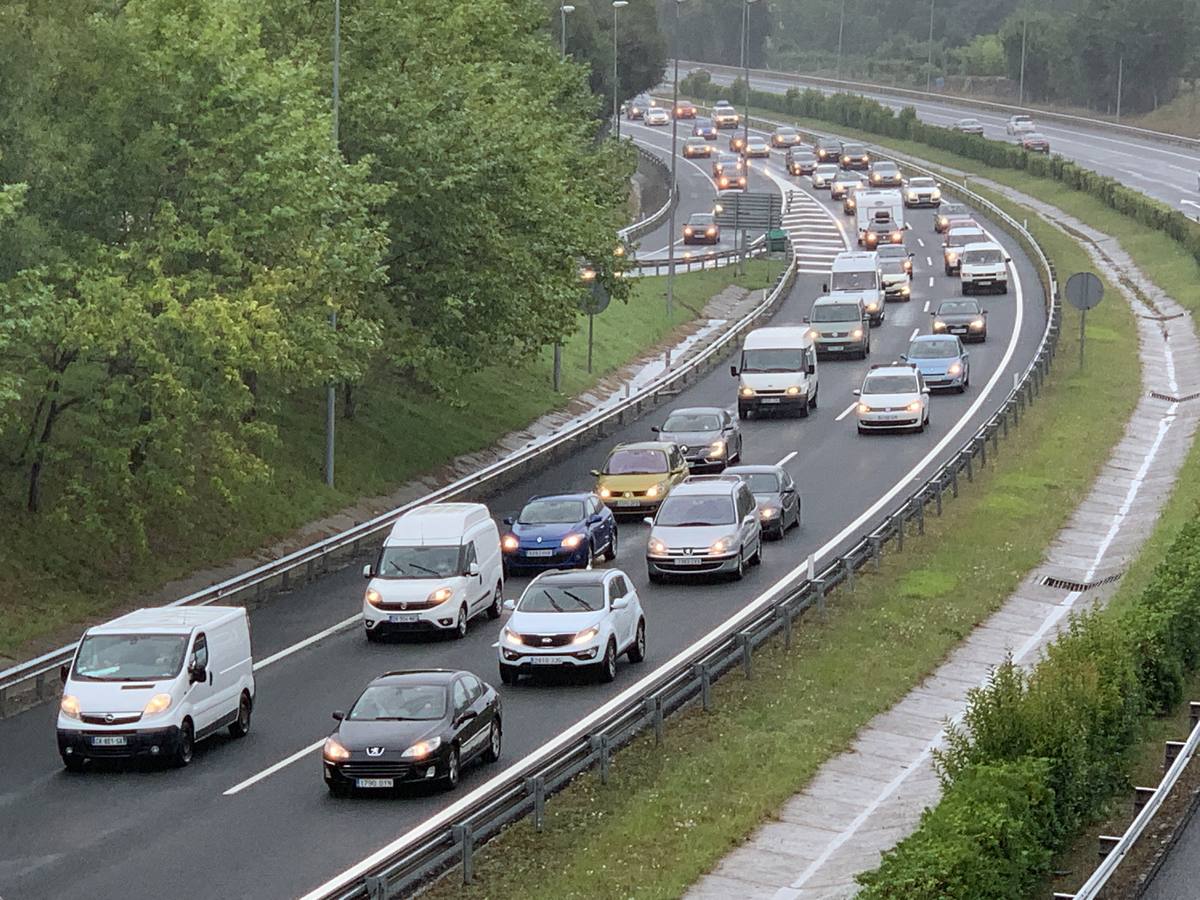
[909, 357, 958, 375]
[597, 473, 669, 493]
[66, 679, 175, 715]
[859, 392, 918, 408]
[508, 609, 607, 636]
[961, 261, 1005, 272]
[830, 288, 878, 304]
[880, 271, 908, 285]
[752, 491, 784, 510]
[335, 718, 441, 754]
[368, 575, 468, 604]
[811, 319, 861, 334]
[511, 521, 583, 544]
[660, 430, 721, 451]
[934, 312, 980, 324]
[741, 372, 807, 390]
[651, 523, 736, 550]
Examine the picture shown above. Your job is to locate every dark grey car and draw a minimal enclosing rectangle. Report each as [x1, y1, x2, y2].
[724, 464, 801, 539]
[931, 298, 988, 342]
[652, 407, 742, 471]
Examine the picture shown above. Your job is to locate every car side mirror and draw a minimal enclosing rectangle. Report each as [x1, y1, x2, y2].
[503, 598, 516, 611]
[650, 425, 661, 433]
[332, 710, 345, 721]
[1005, 256, 1013, 263]
[643, 517, 654, 527]
[822, 282, 828, 292]
[362, 563, 375, 579]
[899, 354, 908, 361]
[502, 516, 514, 526]
[802, 315, 810, 323]
[189, 664, 207, 685]
[806, 362, 816, 375]
[455, 709, 478, 727]
[60, 663, 70, 684]
[729, 364, 738, 377]
[590, 469, 601, 477]
[468, 562, 481, 577]
[852, 389, 861, 396]
[611, 597, 629, 610]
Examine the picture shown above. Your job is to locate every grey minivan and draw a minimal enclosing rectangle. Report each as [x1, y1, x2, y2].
[645, 476, 763, 582]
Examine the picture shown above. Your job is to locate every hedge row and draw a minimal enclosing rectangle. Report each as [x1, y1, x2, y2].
[679, 70, 1200, 270]
[854, 515, 1200, 899]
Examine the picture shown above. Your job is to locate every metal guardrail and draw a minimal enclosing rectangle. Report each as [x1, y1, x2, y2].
[680, 59, 1200, 150]
[620, 146, 678, 244]
[630, 236, 769, 277]
[301, 146, 1061, 899]
[1062, 714, 1200, 899]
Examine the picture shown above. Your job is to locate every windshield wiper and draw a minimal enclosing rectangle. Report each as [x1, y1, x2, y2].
[561, 590, 596, 611]
[665, 520, 723, 527]
[405, 563, 441, 577]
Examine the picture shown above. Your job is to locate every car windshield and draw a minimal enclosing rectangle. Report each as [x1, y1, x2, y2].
[835, 172, 859, 182]
[877, 248, 907, 261]
[349, 684, 447, 721]
[964, 248, 1004, 264]
[740, 348, 805, 372]
[518, 584, 605, 612]
[655, 494, 736, 527]
[830, 271, 877, 291]
[880, 260, 907, 274]
[909, 339, 959, 359]
[718, 154, 740, 165]
[688, 214, 714, 226]
[959, 119, 980, 126]
[947, 230, 985, 246]
[740, 472, 781, 493]
[812, 303, 860, 322]
[519, 499, 584, 525]
[793, 150, 815, 159]
[863, 375, 918, 394]
[604, 449, 667, 475]
[686, 137, 706, 145]
[816, 164, 838, 173]
[663, 412, 722, 432]
[377, 545, 462, 578]
[909, 178, 936, 188]
[940, 204, 967, 217]
[73, 634, 189, 681]
[1026, 133, 1046, 141]
[938, 301, 980, 315]
[873, 163, 898, 173]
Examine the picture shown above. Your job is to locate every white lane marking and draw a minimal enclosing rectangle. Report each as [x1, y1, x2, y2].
[835, 402, 858, 422]
[224, 739, 325, 796]
[776, 450, 798, 466]
[926, 256, 933, 267]
[253, 614, 362, 671]
[917, 237, 925, 247]
[929, 276, 935, 288]
[909, 327, 920, 341]
[923, 300, 930, 312]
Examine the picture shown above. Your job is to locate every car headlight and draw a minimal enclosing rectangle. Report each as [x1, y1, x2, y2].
[365, 588, 383, 606]
[708, 439, 726, 456]
[323, 737, 351, 762]
[906, 400, 922, 413]
[684, 227, 694, 236]
[970, 318, 985, 329]
[60, 694, 81, 720]
[561, 533, 585, 550]
[933, 320, 947, 330]
[646, 481, 669, 499]
[401, 737, 442, 760]
[142, 693, 172, 717]
[851, 328, 864, 339]
[759, 506, 780, 519]
[648, 537, 667, 554]
[900, 285, 910, 295]
[740, 386, 755, 397]
[866, 303, 879, 312]
[427, 586, 454, 605]
[946, 251, 958, 262]
[785, 386, 801, 396]
[847, 199, 856, 208]
[948, 362, 963, 376]
[931, 189, 941, 200]
[709, 536, 737, 555]
[572, 626, 600, 645]
[808, 329, 820, 340]
[501, 534, 519, 552]
[907, 192, 918, 201]
[841, 156, 849, 164]
[503, 627, 524, 645]
[706, 227, 716, 236]
[598, 487, 611, 499]
[857, 403, 872, 415]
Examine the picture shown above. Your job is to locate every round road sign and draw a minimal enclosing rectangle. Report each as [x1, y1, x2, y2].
[1065, 272, 1104, 311]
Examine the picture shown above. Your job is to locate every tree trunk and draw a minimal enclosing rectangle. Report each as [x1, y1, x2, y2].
[342, 383, 357, 421]
[27, 394, 60, 513]
[241, 368, 259, 423]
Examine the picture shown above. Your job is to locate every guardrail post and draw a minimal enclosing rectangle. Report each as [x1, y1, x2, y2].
[843, 555, 854, 591]
[453, 824, 474, 883]
[0, 686, 9, 718]
[777, 604, 795, 649]
[365, 874, 389, 900]
[1165, 740, 1186, 769]
[526, 776, 547, 831]
[653, 696, 665, 744]
[1134, 785, 1157, 814]
[950, 466, 959, 498]
[869, 535, 882, 571]
[895, 514, 905, 553]
[280, 569, 290, 593]
[590, 734, 611, 785]
[934, 479, 943, 516]
[305, 558, 314, 585]
[978, 435, 987, 467]
[990, 425, 1000, 455]
[695, 663, 713, 711]
[965, 448, 974, 483]
[915, 498, 925, 536]
[740, 632, 754, 678]
[1097, 834, 1120, 861]
[815, 578, 827, 617]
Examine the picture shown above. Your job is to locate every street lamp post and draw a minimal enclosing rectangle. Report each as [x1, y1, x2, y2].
[559, 4, 575, 60]
[926, 0, 935, 92]
[1018, 15, 1028, 105]
[325, 0, 340, 488]
[666, 0, 686, 320]
[612, 0, 629, 139]
[739, 0, 759, 274]
[1115, 53, 1124, 121]
[836, 0, 846, 79]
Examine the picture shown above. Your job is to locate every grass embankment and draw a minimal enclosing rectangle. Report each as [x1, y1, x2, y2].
[419, 185, 1140, 896]
[0, 261, 776, 661]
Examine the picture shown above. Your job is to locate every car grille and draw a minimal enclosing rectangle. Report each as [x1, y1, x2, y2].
[338, 761, 415, 777]
[81, 713, 142, 725]
[655, 558, 727, 573]
[515, 632, 576, 648]
[374, 597, 439, 611]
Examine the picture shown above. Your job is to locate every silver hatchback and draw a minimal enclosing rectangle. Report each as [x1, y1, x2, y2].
[645, 476, 763, 582]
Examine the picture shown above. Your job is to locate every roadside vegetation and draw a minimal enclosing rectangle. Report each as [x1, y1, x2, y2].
[419, 192, 1141, 898]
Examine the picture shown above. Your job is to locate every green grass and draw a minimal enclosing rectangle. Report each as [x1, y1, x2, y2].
[0, 260, 778, 661]
[419, 184, 1141, 900]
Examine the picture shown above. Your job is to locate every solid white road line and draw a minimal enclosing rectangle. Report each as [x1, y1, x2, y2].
[776, 450, 798, 466]
[224, 739, 325, 796]
[835, 402, 858, 422]
[253, 614, 362, 671]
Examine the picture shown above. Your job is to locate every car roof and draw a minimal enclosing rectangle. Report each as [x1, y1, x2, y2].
[725, 464, 786, 476]
[610, 441, 675, 452]
[875, 244, 907, 253]
[911, 334, 960, 345]
[372, 669, 461, 686]
[670, 476, 742, 497]
[525, 492, 592, 505]
[865, 364, 920, 379]
[961, 240, 1003, 252]
[937, 297, 982, 309]
[813, 293, 861, 305]
[531, 568, 612, 586]
[667, 405, 725, 417]
[87, 606, 243, 636]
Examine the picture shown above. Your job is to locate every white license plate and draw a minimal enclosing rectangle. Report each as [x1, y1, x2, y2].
[91, 735, 127, 747]
[675, 557, 704, 566]
[530, 656, 562, 665]
[388, 614, 420, 623]
[618, 499, 641, 506]
[355, 778, 394, 789]
[525, 549, 555, 558]
[760, 397, 782, 404]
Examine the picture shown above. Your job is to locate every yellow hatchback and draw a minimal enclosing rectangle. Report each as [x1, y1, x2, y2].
[592, 442, 689, 516]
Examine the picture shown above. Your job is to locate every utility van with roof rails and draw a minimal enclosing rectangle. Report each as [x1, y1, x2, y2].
[729, 326, 819, 419]
[362, 503, 503, 642]
[57, 606, 255, 770]
[825, 251, 885, 326]
[805, 295, 871, 359]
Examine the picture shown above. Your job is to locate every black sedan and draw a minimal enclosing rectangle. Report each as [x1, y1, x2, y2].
[815, 137, 843, 163]
[868, 160, 903, 187]
[725, 464, 801, 539]
[652, 406, 742, 470]
[932, 298, 988, 342]
[323, 669, 501, 796]
[786, 146, 817, 176]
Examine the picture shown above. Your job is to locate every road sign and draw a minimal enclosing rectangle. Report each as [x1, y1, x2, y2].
[713, 192, 782, 231]
[1065, 271, 1104, 311]
[579, 277, 611, 315]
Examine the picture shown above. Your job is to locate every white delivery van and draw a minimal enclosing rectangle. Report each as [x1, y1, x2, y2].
[855, 189, 906, 247]
[57, 606, 255, 770]
[730, 326, 819, 419]
[826, 251, 885, 326]
[362, 502, 503, 641]
[959, 241, 1011, 295]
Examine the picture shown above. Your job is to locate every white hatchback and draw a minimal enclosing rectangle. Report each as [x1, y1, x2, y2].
[498, 569, 646, 685]
[854, 364, 931, 434]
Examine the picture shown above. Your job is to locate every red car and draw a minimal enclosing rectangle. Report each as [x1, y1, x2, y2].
[674, 102, 698, 119]
[1020, 133, 1050, 153]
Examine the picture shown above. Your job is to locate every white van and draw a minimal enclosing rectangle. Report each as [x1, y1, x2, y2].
[730, 327, 819, 419]
[57, 606, 255, 770]
[959, 241, 1011, 295]
[362, 502, 503, 641]
[826, 251, 885, 326]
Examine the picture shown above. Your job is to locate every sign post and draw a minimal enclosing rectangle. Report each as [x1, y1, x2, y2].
[714, 192, 783, 277]
[579, 266, 611, 374]
[1064, 272, 1105, 370]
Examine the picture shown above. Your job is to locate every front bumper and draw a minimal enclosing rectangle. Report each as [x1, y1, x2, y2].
[815, 336, 868, 356]
[504, 544, 589, 573]
[364, 603, 458, 634]
[647, 552, 740, 576]
[904, 195, 941, 208]
[961, 274, 1007, 293]
[683, 232, 720, 244]
[883, 282, 911, 301]
[857, 413, 921, 431]
[602, 495, 663, 516]
[324, 755, 446, 789]
[58, 725, 183, 761]
[739, 393, 807, 412]
[499, 643, 601, 670]
[921, 371, 967, 390]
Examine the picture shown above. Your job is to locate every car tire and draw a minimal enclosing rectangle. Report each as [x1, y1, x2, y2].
[442, 747, 461, 791]
[810, 386, 818, 408]
[750, 537, 763, 566]
[453, 606, 468, 640]
[171, 719, 194, 768]
[365, 627, 381, 643]
[228, 691, 252, 738]
[61, 754, 86, 773]
[857, 425, 867, 435]
[585, 540, 596, 570]
[945, 266, 953, 276]
[327, 781, 350, 798]
[738, 404, 751, 420]
[483, 720, 502, 764]
[627, 619, 647, 663]
[798, 400, 809, 418]
[598, 640, 618, 683]
[1001, 284, 1008, 295]
[499, 664, 519, 686]
[604, 528, 619, 561]
[486, 584, 503, 620]
[732, 550, 746, 581]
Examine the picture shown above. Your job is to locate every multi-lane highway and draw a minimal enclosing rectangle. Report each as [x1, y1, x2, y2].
[684, 61, 1200, 212]
[0, 122, 1047, 899]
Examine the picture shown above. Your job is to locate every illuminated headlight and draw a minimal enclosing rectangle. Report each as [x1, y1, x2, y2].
[890, 231, 903, 242]
[365, 588, 383, 606]
[847, 199, 856, 209]
[933, 320, 947, 331]
[866, 303, 879, 313]
[970, 319, 985, 330]
[323, 737, 351, 762]
[857, 403, 872, 414]
[851, 328, 864, 339]
[907, 192, 918, 201]
[571, 626, 600, 645]
[740, 386, 755, 397]
[719, 177, 730, 187]
[807, 329, 820, 340]
[426, 586, 454, 605]
[706, 227, 717, 236]
[598, 487, 611, 499]
[502, 627, 524, 645]
[900, 285, 910, 296]
[866, 234, 879, 245]
[142, 693, 173, 717]
[709, 536, 736, 555]
[60, 694, 81, 720]
[648, 537, 667, 555]
[906, 400, 923, 413]
[931, 189, 941, 200]
[708, 439, 726, 456]
[646, 482, 666, 498]
[759, 506, 780, 519]
[501, 534, 519, 552]
[937, 217, 948, 227]
[946, 252, 958, 263]
[785, 386, 801, 396]
[684, 227, 694, 236]
[401, 737, 442, 760]
[948, 362, 963, 376]
[871, 174, 880, 182]
[561, 533, 585, 550]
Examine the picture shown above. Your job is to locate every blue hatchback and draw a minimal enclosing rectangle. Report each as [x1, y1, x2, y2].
[501, 493, 618, 575]
[692, 118, 718, 141]
[902, 335, 970, 392]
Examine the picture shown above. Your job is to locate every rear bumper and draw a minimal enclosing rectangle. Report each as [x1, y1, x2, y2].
[58, 725, 183, 761]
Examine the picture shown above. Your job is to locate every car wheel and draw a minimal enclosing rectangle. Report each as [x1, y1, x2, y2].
[499, 664, 519, 686]
[732, 550, 746, 581]
[857, 425, 867, 435]
[585, 540, 596, 570]
[750, 536, 763, 565]
[364, 627, 381, 643]
[442, 747, 461, 791]
[627, 619, 646, 663]
[945, 267, 953, 276]
[453, 605, 468, 640]
[228, 691, 252, 738]
[483, 720, 502, 764]
[798, 399, 809, 418]
[1001, 284, 1008, 295]
[598, 640, 618, 683]
[738, 404, 751, 420]
[61, 754, 86, 773]
[605, 528, 619, 561]
[809, 388, 818, 409]
[486, 583, 503, 620]
[648, 569, 665, 584]
[171, 719, 194, 768]
[327, 780, 350, 798]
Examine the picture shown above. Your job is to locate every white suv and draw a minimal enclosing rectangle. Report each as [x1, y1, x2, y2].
[854, 364, 931, 434]
[498, 569, 645, 684]
[959, 241, 1011, 295]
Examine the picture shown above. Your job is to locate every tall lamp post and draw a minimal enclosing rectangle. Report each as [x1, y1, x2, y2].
[612, 0, 629, 139]
[925, 0, 935, 92]
[1018, 14, 1028, 105]
[325, 0, 341, 488]
[835, 0, 846, 79]
[739, 0, 760, 273]
[560, 4, 575, 60]
[666, 0, 686, 319]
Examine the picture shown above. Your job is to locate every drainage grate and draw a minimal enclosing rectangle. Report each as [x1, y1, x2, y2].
[1041, 572, 1123, 592]
[1150, 391, 1200, 403]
